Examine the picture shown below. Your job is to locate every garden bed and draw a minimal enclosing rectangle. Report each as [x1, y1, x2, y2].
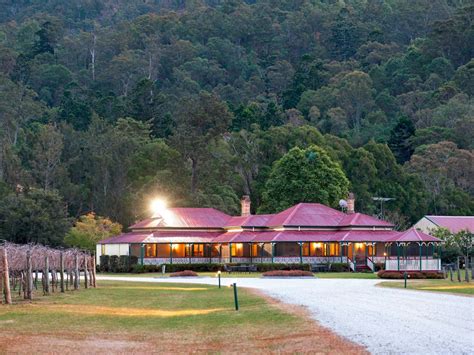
[169, 270, 198, 277]
[262, 270, 314, 277]
[377, 270, 444, 279]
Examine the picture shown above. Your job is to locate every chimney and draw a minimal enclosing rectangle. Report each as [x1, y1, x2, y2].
[240, 195, 251, 217]
[347, 192, 355, 214]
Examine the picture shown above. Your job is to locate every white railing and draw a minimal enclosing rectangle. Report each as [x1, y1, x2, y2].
[367, 257, 374, 271]
[385, 258, 441, 271]
[348, 258, 355, 272]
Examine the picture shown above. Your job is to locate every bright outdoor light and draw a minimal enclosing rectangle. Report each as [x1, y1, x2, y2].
[150, 199, 167, 216]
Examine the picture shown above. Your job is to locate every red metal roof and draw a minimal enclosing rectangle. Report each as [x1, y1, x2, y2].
[337, 213, 393, 227]
[426, 216, 474, 233]
[265, 203, 392, 228]
[224, 214, 275, 228]
[387, 228, 441, 243]
[130, 208, 231, 229]
[99, 232, 152, 244]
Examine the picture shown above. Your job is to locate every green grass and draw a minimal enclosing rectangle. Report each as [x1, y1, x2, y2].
[0, 280, 364, 353]
[378, 279, 474, 295]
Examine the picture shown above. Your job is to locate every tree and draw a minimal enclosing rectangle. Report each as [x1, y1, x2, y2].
[336, 71, 374, 129]
[29, 124, 64, 191]
[259, 145, 349, 213]
[170, 92, 232, 193]
[388, 116, 415, 164]
[0, 189, 71, 246]
[64, 213, 122, 251]
[433, 228, 474, 264]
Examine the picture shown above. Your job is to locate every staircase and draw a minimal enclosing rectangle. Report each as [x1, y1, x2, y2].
[355, 257, 371, 272]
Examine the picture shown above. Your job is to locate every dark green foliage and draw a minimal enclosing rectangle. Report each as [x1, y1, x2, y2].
[0, 0, 472, 238]
[377, 270, 444, 279]
[99, 255, 110, 272]
[109, 256, 120, 273]
[0, 189, 72, 246]
[388, 117, 415, 164]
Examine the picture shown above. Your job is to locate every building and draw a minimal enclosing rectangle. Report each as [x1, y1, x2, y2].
[414, 216, 474, 234]
[97, 195, 441, 271]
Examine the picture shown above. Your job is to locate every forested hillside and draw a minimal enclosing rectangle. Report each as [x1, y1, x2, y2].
[0, 0, 473, 245]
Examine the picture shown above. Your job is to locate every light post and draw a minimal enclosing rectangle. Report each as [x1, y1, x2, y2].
[217, 270, 221, 289]
[232, 283, 239, 311]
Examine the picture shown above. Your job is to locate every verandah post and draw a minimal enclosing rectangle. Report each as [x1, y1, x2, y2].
[229, 243, 233, 263]
[340, 242, 343, 263]
[169, 243, 173, 264]
[271, 243, 275, 263]
[249, 243, 253, 264]
[419, 243, 422, 271]
[397, 243, 400, 271]
[299, 242, 303, 264]
[140, 244, 144, 265]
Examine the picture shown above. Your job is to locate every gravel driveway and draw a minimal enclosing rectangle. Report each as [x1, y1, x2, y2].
[98, 276, 474, 354]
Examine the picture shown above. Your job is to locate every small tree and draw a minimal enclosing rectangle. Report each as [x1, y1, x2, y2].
[433, 228, 474, 267]
[65, 213, 122, 252]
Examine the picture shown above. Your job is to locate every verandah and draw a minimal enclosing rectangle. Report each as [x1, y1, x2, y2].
[128, 241, 440, 271]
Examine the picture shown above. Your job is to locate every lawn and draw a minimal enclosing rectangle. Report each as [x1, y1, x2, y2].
[378, 279, 474, 295]
[0, 280, 365, 353]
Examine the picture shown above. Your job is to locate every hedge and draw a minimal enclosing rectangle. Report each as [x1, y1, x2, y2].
[99, 255, 138, 272]
[263, 270, 313, 277]
[377, 270, 444, 279]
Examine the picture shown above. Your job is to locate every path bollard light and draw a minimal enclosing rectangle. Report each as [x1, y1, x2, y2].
[404, 272, 408, 288]
[217, 270, 221, 289]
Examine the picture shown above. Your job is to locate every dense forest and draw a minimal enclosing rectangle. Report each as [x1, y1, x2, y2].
[0, 0, 473, 245]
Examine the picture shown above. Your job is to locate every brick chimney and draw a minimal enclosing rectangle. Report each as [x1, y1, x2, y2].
[240, 195, 251, 217]
[347, 192, 355, 214]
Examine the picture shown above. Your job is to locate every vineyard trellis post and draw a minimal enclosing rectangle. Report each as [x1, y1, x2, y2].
[2, 247, 12, 304]
[60, 252, 65, 293]
[92, 254, 97, 288]
[84, 254, 89, 289]
[74, 253, 79, 290]
[44, 256, 50, 295]
[26, 250, 32, 300]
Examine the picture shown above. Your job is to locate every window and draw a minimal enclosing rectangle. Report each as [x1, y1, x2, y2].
[193, 244, 204, 257]
[302, 242, 310, 256]
[145, 244, 156, 258]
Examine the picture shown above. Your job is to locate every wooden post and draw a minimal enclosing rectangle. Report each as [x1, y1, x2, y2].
[26, 250, 33, 300]
[84, 255, 89, 289]
[74, 254, 79, 290]
[44, 256, 50, 295]
[457, 257, 461, 282]
[60, 252, 65, 293]
[92, 254, 97, 288]
[2, 248, 12, 304]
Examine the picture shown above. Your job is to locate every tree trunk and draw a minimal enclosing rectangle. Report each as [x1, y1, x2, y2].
[191, 158, 198, 193]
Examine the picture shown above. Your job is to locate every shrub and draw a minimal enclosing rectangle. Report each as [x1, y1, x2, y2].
[99, 255, 110, 272]
[170, 270, 198, 277]
[109, 255, 119, 273]
[132, 264, 146, 273]
[374, 262, 385, 272]
[255, 263, 312, 272]
[329, 263, 350, 272]
[262, 270, 313, 277]
[377, 270, 444, 279]
[118, 255, 130, 272]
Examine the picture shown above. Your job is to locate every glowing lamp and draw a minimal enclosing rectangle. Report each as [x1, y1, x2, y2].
[150, 199, 167, 217]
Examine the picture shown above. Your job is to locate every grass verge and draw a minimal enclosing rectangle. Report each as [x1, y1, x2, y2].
[0, 280, 366, 354]
[378, 279, 474, 295]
